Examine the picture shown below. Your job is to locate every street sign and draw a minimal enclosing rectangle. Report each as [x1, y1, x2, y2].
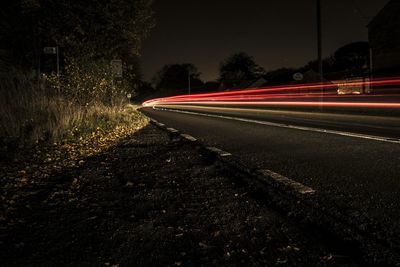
[43, 47, 57, 54]
[127, 93, 132, 99]
[110, 59, 123, 78]
[293, 72, 304, 81]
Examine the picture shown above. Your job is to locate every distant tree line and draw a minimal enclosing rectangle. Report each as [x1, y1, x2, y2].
[218, 52, 265, 89]
[149, 53, 266, 96]
[149, 41, 369, 97]
[153, 64, 203, 93]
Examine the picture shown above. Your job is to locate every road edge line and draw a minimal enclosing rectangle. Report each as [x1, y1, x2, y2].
[154, 106, 400, 145]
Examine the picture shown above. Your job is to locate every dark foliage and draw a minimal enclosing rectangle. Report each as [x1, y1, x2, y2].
[264, 68, 295, 85]
[219, 52, 265, 89]
[153, 63, 203, 92]
[1, 0, 154, 78]
[201, 81, 220, 92]
[302, 42, 369, 74]
[332, 41, 369, 71]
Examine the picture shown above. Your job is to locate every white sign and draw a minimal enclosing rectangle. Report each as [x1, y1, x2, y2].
[127, 93, 132, 99]
[43, 47, 57, 54]
[110, 59, 123, 78]
[293, 72, 304, 81]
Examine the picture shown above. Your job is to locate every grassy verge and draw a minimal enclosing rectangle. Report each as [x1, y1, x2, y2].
[0, 70, 148, 192]
[1, 103, 148, 187]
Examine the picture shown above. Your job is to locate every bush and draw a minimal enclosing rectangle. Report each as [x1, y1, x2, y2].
[44, 59, 129, 106]
[0, 64, 140, 149]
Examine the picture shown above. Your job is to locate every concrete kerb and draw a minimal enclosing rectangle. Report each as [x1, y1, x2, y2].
[150, 118, 316, 200]
[149, 118, 166, 129]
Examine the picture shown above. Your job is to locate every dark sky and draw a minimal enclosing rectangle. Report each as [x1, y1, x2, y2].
[140, 0, 390, 82]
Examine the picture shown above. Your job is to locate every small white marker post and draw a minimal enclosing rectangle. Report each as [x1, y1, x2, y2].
[43, 46, 59, 76]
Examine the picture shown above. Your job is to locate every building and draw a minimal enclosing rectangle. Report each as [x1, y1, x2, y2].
[368, 0, 400, 76]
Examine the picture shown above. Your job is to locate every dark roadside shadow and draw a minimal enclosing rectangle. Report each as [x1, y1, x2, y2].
[0, 124, 185, 266]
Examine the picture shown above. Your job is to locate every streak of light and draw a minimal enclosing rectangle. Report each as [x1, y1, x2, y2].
[142, 78, 400, 109]
[152, 101, 400, 109]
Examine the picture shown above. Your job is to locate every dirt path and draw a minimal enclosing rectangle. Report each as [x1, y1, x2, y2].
[1, 125, 360, 266]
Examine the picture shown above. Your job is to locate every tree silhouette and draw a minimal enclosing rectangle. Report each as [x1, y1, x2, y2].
[332, 41, 369, 71]
[153, 64, 203, 92]
[1, 0, 155, 71]
[219, 52, 265, 89]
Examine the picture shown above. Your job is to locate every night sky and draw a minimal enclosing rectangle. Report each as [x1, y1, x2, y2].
[141, 0, 390, 82]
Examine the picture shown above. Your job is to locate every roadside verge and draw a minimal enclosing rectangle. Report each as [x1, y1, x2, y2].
[2, 123, 362, 266]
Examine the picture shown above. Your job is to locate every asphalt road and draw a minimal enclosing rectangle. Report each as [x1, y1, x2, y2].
[150, 104, 400, 138]
[141, 105, 400, 247]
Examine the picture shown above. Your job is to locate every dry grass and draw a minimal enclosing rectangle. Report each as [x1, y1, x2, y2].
[0, 70, 147, 150]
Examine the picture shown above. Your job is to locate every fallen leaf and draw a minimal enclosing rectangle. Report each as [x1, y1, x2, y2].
[199, 242, 208, 249]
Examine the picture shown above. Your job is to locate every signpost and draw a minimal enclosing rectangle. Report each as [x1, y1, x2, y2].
[110, 60, 123, 104]
[43, 47, 56, 54]
[43, 46, 59, 76]
[110, 59, 123, 78]
[293, 72, 304, 81]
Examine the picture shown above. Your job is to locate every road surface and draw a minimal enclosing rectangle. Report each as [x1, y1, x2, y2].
[141, 105, 400, 248]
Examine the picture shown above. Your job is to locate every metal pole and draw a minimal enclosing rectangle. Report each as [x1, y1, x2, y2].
[369, 48, 373, 75]
[56, 46, 60, 77]
[38, 56, 41, 86]
[317, 0, 323, 107]
[188, 69, 191, 94]
[369, 47, 373, 93]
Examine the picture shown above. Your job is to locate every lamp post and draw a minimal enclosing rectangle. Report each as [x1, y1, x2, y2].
[316, 0, 324, 109]
[188, 69, 191, 94]
[317, 0, 323, 82]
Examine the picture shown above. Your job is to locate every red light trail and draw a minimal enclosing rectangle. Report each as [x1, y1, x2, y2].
[142, 78, 400, 109]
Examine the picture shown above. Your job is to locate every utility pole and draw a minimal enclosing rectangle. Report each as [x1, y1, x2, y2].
[188, 69, 191, 94]
[56, 46, 60, 77]
[316, 0, 323, 107]
[369, 47, 374, 76]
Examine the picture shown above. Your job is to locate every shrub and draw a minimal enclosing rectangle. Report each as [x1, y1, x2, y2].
[0, 63, 140, 149]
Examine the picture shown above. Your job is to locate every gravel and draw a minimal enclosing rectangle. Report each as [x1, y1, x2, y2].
[1, 124, 362, 266]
